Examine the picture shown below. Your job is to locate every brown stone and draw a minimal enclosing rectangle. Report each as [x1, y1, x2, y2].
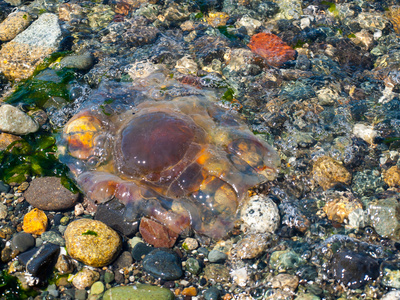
[270, 273, 299, 292]
[24, 177, 80, 211]
[384, 165, 400, 187]
[0, 11, 32, 42]
[232, 234, 269, 259]
[0, 133, 22, 151]
[312, 156, 352, 190]
[323, 196, 363, 223]
[204, 264, 230, 283]
[139, 217, 178, 248]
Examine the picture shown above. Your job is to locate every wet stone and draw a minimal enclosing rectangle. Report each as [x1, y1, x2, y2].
[185, 257, 201, 275]
[11, 232, 34, 252]
[0, 203, 7, 219]
[182, 237, 198, 251]
[23, 208, 48, 235]
[72, 267, 100, 290]
[330, 250, 380, 289]
[59, 52, 94, 70]
[142, 248, 183, 280]
[269, 250, 305, 272]
[0, 181, 10, 193]
[204, 264, 230, 283]
[24, 177, 79, 211]
[208, 250, 228, 263]
[0, 104, 39, 136]
[232, 234, 269, 259]
[240, 195, 280, 234]
[41, 231, 65, 247]
[312, 156, 352, 190]
[0, 11, 32, 42]
[112, 251, 133, 270]
[382, 264, 400, 288]
[18, 243, 60, 280]
[55, 254, 74, 274]
[64, 218, 122, 267]
[367, 197, 400, 240]
[203, 286, 221, 300]
[103, 284, 175, 300]
[90, 281, 105, 295]
[270, 273, 299, 292]
[132, 242, 152, 261]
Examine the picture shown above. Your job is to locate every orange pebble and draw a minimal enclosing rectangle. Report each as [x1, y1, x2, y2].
[182, 287, 197, 296]
[174, 288, 181, 296]
[223, 294, 233, 300]
[23, 208, 47, 235]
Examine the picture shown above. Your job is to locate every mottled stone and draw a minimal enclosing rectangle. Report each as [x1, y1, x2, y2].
[55, 254, 74, 274]
[323, 195, 363, 224]
[206, 12, 229, 28]
[103, 284, 174, 300]
[232, 234, 269, 259]
[71, 267, 100, 290]
[240, 195, 280, 234]
[0, 13, 61, 81]
[208, 250, 228, 263]
[64, 218, 122, 267]
[182, 237, 198, 251]
[271, 273, 299, 291]
[59, 52, 94, 70]
[0, 104, 39, 135]
[367, 197, 400, 240]
[0, 11, 31, 42]
[23, 208, 48, 235]
[353, 123, 377, 145]
[383, 166, 400, 187]
[24, 177, 79, 211]
[312, 156, 352, 190]
[204, 264, 230, 283]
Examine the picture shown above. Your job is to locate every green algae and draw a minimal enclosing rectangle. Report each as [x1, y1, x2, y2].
[0, 131, 77, 192]
[82, 230, 98, 236]
[0, 271, 37, 299]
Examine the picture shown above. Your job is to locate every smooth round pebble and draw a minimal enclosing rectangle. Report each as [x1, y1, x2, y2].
[185, 257, 201, 275]
[71, 267, 100, 290]
[64, 218, 122, 267]
[24, 177, 79, 211]
[203, 286, 221, 300]
[143, 249, 182, 280]
[103, 284, 174, 300]
[240, 194, 280, 234]
[208, 250, 228, 263]
[11, 232, 35, 252]
[90, 281, 105, 295]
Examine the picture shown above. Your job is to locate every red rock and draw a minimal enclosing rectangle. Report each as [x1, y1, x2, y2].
[139, 217, 178, 248]
[248, 32, 296, 67]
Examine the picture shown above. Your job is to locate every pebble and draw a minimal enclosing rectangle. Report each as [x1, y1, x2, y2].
[185, 257, 201, 275]
[353, 123, 377, 145]
[71, 267, 100, 290]
[230, 267, 248, 286]
[0, 104, 39, 135]
[18, 242, 60, 280]
[55, 254, 74, 274]
[382, 291, 400, 300]
[0, 181, 10, 193]
[11, 232, 35, 252]
[23, 208, 48, 235]
[323, 194, 363, 224]
[312, 156, 352, 190]
[240, 195, 280, 234]
[203, 286, 221, 300]
[330, 250, 380, 288]
[0, 11, 31, 42]
[103, 284, 175, 300]
[232, 234, 269, 259]
[59, 52, 94, 70]
[269, 250, 305, 272]
[0, 203, 7, 219]
[204, 264, 230, 283]
[208, 250, 228, 263]
[182, 237, 198, 251]
[383, 166, 400, 187]
[142, 249, 183, 280]
[41, 231, 65, 246]
[104, 271, 114, 284]
[131, 242, 152, 261]
[112, 251, 133, 270]
[64, 218, 122, 267]
[139, 217, 178, 248]
[24, 177, 79, 211]
[0, 13, 61, 80]
[367, 197, 400, 240]
[182, 286, 197, 296]
[270, 273, 299, 291]
[95, 199, 138, 237]
[90, 281, 105, 295]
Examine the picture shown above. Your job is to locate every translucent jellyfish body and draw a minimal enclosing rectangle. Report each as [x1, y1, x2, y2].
[58, 67, 280, 238]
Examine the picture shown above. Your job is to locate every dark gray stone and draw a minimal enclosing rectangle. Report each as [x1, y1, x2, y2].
[143, 249, 182, 280]
[11, 232, 35, 252]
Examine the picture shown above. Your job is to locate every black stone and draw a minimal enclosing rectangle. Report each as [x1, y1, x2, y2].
[11, 232, 35, 252]
[18, 243, 60, 281]
[132, 242, 152, 261]
[329, 250, 380, 289]
[95, 199, 139, 237]
[203, 286, 221, 300]
[142, 248, 182, 280]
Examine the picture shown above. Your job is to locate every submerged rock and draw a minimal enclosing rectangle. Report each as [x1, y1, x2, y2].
[103, 284, 175, 300]
[0, 104, 39, 135]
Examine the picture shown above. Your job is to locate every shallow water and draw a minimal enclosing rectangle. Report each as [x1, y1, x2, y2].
[1, 0, 400, 299]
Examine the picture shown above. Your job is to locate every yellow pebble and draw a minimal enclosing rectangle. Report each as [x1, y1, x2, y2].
[182, 287, 197, 296]
[23, 208, 47, 235]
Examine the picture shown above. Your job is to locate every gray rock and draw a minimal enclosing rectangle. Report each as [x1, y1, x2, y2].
[59, 52, 94, 70]
[41, 231, 65, 247]
[0, 104, 39, 135]
[143, 249, 182, 280]
[11, 232, 35, 252]
[208, 250, 228, 263]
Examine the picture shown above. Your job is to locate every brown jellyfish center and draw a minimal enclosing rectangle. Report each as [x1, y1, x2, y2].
[119, 112, 195, 177]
